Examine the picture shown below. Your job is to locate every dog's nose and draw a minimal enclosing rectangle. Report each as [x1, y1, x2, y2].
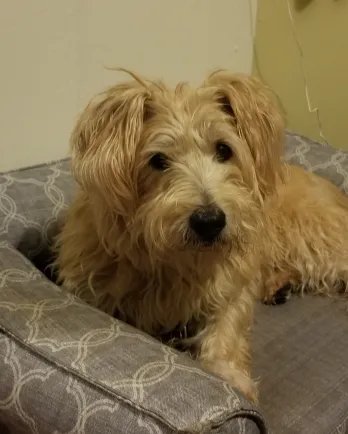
[189, 206, 226, 243]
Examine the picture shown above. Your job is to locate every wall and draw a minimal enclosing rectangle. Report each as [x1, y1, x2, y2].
[253, 0, 348, 149]
[0, 0, 257, 172]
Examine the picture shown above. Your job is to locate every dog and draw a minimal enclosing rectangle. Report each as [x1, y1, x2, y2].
[56, 69, 348, 403]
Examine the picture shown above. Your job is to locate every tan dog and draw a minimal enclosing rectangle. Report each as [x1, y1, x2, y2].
[56, 69, 348, 403]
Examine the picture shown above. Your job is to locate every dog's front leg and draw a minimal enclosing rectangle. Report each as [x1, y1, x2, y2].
[198, 291, 258, 403]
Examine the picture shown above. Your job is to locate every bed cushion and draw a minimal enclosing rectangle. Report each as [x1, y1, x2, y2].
[284, 132, 348, 194]
[0, 243, 265, 434]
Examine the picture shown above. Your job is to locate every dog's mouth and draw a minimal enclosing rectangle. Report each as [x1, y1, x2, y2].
[183, 230, 227, 250]
[181, 228, 248, 256]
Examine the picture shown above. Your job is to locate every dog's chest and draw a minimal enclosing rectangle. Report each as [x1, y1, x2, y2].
[117, 270, 213, 334]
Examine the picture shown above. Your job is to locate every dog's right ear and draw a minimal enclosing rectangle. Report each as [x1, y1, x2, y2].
[71, 78, 151, 215]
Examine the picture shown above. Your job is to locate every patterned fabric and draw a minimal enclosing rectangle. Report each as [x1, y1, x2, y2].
[0, 167, 264, 432]
[284, 132, 348, 193]
[1, 132, 348, 433]
[0, 158, 74, 258]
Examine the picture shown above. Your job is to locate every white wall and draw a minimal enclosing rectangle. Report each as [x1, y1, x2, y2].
[0, 0, 257, 172]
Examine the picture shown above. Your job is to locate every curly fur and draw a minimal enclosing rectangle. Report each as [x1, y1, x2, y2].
[56, 69, 348, 402]
[262, 166, 348, 302]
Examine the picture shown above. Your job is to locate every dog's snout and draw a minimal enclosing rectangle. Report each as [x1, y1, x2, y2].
[189, 206, 226, 243]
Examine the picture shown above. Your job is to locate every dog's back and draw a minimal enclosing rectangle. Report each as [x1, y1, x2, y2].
[262, 163, 348, 301]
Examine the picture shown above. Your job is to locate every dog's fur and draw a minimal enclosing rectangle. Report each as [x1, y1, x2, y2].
[56, 69, 348, 402]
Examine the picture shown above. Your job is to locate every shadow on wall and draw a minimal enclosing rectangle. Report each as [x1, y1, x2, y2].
[295, 0, 341, 9]
[294, 0, 313, 10]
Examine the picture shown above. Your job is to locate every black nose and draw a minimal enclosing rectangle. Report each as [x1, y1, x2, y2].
[189, 206, 226, 243]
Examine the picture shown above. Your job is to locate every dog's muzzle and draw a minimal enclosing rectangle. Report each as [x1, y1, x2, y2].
[189, 206, 226, 245]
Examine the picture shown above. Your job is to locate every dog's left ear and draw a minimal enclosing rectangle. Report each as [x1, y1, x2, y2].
[205, 71, 285, 196]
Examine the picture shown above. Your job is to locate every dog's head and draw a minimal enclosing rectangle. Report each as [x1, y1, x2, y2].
[71, 69, 284, 260]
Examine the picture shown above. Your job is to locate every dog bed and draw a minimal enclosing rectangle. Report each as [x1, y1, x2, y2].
[0, 132, 348, 433]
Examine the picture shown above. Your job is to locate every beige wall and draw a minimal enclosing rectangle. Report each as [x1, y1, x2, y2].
[253, 0, 348, 149]
[0, 0, 257, 172]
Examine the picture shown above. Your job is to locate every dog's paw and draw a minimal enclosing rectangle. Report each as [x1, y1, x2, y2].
[237, 375, 259, 404]
[203, 359, 259, 403]
[228, 371, 259, 404]
[263, 283, 293, 306]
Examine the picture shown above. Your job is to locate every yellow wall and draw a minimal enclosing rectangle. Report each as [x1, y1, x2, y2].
[253, 0, 348, 149]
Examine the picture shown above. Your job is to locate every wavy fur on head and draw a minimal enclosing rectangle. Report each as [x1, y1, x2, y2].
[56, 68, 348, 402]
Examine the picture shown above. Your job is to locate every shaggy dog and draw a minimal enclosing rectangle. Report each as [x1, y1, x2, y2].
[56, 69, 348, 402]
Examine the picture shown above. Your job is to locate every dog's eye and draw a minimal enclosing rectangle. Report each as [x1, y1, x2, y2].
[215, 142, 233, 163]
[149, 153, 169, 171]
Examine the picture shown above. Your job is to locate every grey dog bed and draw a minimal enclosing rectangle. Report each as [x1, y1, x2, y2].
[1, 131, 348, 433]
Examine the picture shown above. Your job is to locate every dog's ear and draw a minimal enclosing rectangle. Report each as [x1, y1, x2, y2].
[205, 71, 285, 196]
[71, 78, 151, 215]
